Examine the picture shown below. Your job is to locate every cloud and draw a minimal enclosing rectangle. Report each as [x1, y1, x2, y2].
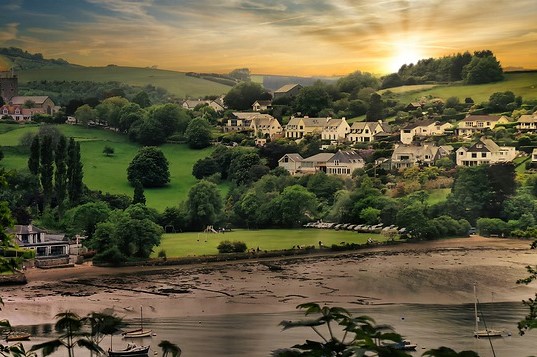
[0, 23, 19, 42]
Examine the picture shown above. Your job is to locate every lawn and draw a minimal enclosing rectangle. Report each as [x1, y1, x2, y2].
[426, 188, 451, 205]
[386, 72, 537, 103]
[0, 124, 218, 211]
[152, 229, 386, 258]
[17, 66, 232, 98]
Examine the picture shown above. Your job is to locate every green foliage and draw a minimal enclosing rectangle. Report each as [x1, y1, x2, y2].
[192, 157, 220, 179]
[476, 217, 510, 236]
[185, 180, 223, 230]
[464, 55, 504, 84]
[39, 135, 54, 207]
[127, 147, 170, 188]
[27, 136, 39, 175]
[132, 179, 146, 205]
[366, 93, 383, 121]
[224, 81, 265, 110]
[102, 145, 114, 157]
[67, 138, 84, 205]
[185, 118, 212, 149]
[217, 240, 247, 253]
[67, 201, 111, 239]
[489, 91, 516, 112]
[74, 104, 96, 125]
[423, 347, 479, 357]
[295, 84, 331, 117]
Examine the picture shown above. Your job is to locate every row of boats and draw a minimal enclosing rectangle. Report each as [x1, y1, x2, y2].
[304, 221, 406, 234]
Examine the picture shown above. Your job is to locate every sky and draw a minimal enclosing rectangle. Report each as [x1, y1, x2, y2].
[0, 0, 536, 76]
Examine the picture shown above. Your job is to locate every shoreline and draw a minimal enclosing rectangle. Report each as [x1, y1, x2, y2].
[2, 236, 537, 326]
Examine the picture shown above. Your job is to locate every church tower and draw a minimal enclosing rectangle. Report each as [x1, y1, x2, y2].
[0, 69, 19, 103]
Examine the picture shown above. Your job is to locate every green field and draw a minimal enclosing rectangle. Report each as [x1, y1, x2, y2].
[0, 124, 216, 210]
[152, 229, 385, 258]
[426, 188, 451, 205]
[386, 72, 537, 103]
[16, 66, 231, 98]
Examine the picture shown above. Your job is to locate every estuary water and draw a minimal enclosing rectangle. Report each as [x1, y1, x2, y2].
[16, 301, 536, 356]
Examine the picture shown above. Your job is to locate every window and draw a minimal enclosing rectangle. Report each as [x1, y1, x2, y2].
[477, 122, 484, 127]
[471, 153, 477, 158]
[481, 153, 487, 158]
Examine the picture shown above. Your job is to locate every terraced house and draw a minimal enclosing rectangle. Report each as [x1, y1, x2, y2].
[285, 116, 330, 139]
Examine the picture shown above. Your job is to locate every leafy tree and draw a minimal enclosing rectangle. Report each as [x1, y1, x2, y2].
[185, 118, 212, 149]
[185, 180, 223, 230]
[488, 91, 516, 112]
[69, 202, 111, 239]
[132, 91, 151, 108]
[337, 70, 379, 94]
[150, 103, 190, 136]
[274, 302, 411, 357]
[295, 85, 331, 117]
[67, 138, 84, 205]
[30, 312, 103, 357]
[228, 68, 250, 81]
[360, 207, 381, 225]
[28, 136, 40, 176]
[40, 135, 54, 207]
[74, 104, 97, 125]
[115, 217, 163, 258]
[259, 140, 298, 169]
[130, 118, 166, 146]
[95, 96, 129, 128]
[381, 73, 403, 89]
[228, 151, 262, 185]
[127, 147, 170, 188]
[54, 135, 68, 214]
[463, 55, 503, 84]
[423, 347, 479, 357]
[224, 81, 265, 110]
[192, 157, 220, 179]
[271, 185, 317, 227]
[132, 179, 146, 205]
[303, 172, 344, 204]
[158, 340, 182, 357]
[102, 145, 115, 157]
[366, 93, 383, 121]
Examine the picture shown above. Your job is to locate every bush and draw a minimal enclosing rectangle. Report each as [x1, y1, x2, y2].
[217, 240, 247, 253]
[158, 249, 167, 260]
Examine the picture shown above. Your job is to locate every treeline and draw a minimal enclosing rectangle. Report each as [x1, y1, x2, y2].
[20, 80, 174, 107]
[382, 50, 504, 88]
[0, 47, 71, 70]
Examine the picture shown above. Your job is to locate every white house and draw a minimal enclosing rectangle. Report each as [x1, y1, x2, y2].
[285, 116, 328, 139]
[278, 153, 304, 175]
[457, 115, 510, 137]
[390, 143, 448, 170]
[326, 150, 365, 176]
[251, 100, 272, 112]
[456, 137, 516, 166]
[517, 114, 537, 132]
[347, 121, 389, 143]
[400, 120, 452, 144]
[321, 118, 350, 141]
[249, 114, 282, 138]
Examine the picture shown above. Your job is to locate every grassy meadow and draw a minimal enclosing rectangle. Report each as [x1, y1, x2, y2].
[0, 124, 216, 211]
[385, 72, 537, 103]
[152, 229, 385, 258]
[17, 66, 231, 98]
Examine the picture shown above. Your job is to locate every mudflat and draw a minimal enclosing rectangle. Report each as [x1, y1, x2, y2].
[2, 236, 536, 326]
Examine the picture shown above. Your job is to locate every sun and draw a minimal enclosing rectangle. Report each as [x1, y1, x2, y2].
[387, 42, 424, 73]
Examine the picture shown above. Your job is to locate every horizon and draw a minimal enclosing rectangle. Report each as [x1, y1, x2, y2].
[0, 1, 536, 76]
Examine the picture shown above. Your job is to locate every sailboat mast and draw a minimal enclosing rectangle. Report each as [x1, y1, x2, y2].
[140, 306, 143, 331]
[474, 283, 479, 331]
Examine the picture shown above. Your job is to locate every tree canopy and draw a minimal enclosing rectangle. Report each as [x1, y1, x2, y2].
[127, 147, 170, 188]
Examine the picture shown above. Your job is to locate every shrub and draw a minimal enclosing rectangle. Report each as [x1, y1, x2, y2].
[158, 249, 167, 260]
[217, 240, 247, 253]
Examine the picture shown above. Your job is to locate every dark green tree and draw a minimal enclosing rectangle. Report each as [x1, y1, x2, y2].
[54, 135, 68, 214]
[366, 93, 383, 121]
[488, 91, 516, 112]
[67, 139, 84, 205]
[186, 180, 223, 230]
[228, 151, 262, 185]
[295, 85, 331, 117]
[463, 55, 503, 84]
[150, 103, 189, 136]
[223, 81, 265, 110]
[132, 179, 146, 205]
[69, 202, 111, 239]
[102, 145, 115, 157]
[127, 147, 170, 188]
[28, 136, 40, 176]
[185, 118, 212, 149]
[192, 157, 220, 179]
[131, 118, 166, 146]
[132, 91, 151, 108]
[40, 135, 54, 208]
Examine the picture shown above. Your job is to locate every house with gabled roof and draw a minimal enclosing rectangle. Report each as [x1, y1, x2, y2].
[390, 143, 449, 170]
[273, 84, 303, 100]
[285, 116, 329, 139]
[457, 114, 510, 137]
[249, 114, 282, 138]
[278, 153, 303, 175]
[400, 119, 452, 144]
[326, 150, 365, 176]
[347, 121, 390, 143]
[516, 114, 537, 132]
[321, 118, 350, 141]
[182, 99, 225, 112]
[456, 137, 516, 166]
[251, 100, 272, 112]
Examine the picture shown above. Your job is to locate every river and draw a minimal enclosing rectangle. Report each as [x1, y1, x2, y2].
[13, 301, 536, 356]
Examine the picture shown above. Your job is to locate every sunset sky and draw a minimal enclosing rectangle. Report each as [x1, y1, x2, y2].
[1, 0, 536, 76]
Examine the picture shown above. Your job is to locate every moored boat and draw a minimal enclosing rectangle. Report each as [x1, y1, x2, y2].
[5, 331, 31, 342]
[122, 328, 153, 338]
[383, 340, 417, 351]
[108, 343, 150, 357]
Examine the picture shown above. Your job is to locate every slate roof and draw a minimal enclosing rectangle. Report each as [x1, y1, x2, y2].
[10, 96, 51, 105]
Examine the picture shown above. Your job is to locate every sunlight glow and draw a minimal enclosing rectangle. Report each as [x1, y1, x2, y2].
[387, 42, 425, 73]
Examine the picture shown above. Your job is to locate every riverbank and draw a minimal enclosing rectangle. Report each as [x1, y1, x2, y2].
[2, 236, 536, 326]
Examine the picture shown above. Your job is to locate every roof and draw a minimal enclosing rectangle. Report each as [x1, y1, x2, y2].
[392, 144, 439, 157]
[253, 100, 272, 106]
[518, 114, 537, 123]
[11, 225, 44, 235]
[280, 153, 303, 162]
[403, 119, 436, 130]
[251, 115, 279, 127]
[302, 117, 329, 128]
[302, 153, 335, 162]
[325, 118, 346, 127]
[328, 150, 364, 164]
[233, 112, 264, 119]
[10, 96, 51, 105]
[274, 84, 302, 93]
[462, 114, 501, 122]
[467, 137, 500, 152]
[350, 121, 379, 132]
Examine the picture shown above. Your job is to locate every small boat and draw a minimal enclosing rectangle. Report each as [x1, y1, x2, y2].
[5, 331, 31, 342]
[108, 343, 150, 357]
[473, 283, 503, 338]
[122, 307, 152, 339]
[383, 340, 417, 351]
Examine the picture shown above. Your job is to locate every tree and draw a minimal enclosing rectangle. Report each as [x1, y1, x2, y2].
[463, 55, 503, 84]
[228, 68, 250, 81]
[102, 145, 115, 157]
[30, 311, 103, 357]
[54, 135, 68, 214]
[67, 138, 84, 205]
[336, 70, 379, 94]
[132, 91, 151, 108]
[127, 147, 170, 188]
[40, 135, 54, 208]
[489, 91, 516, 112]
[74, 104, 97, 125]
[185, 118, 212, 149]
[295, 85, 331, 117]
[114, 217, 163, 258]
[224, 81, 265, 110]
[271, 185, 317, 227]
[132, 179, 146, 205]
[28, 136, 40, 176]
[185, 180, 223, 230]
[131, 118, 166, 146]
[95, 96, 129, 128]
[69, 202, 111, 239]
[150, 103, 190, 136]
[423, 347, 479, 357]
[381, 73, 403, 89]
[158, 340, 182, 357]
[228, 151, 262, 185]
[366, 93, 383, 121]
[192, 157, 220, 179]
[82, 312, 124, 357]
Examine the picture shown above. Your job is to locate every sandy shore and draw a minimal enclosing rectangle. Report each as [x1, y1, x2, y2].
[2, 236, 537, 326]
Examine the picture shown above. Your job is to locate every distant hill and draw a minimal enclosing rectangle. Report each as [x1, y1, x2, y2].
[0, 47, 76, 70]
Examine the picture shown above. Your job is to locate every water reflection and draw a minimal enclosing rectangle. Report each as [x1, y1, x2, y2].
[13, 302, 536, 357]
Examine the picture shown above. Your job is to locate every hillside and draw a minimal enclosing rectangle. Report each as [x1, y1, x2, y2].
[380, 72, 537, 103]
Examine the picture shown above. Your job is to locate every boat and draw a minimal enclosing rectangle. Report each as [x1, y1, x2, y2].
[473, 283, 503, 338]
[383, 340, 417, 351]
[122, 306, 153, 339]
[5, 331, 31, 341]
[108, 343, 150, 357]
